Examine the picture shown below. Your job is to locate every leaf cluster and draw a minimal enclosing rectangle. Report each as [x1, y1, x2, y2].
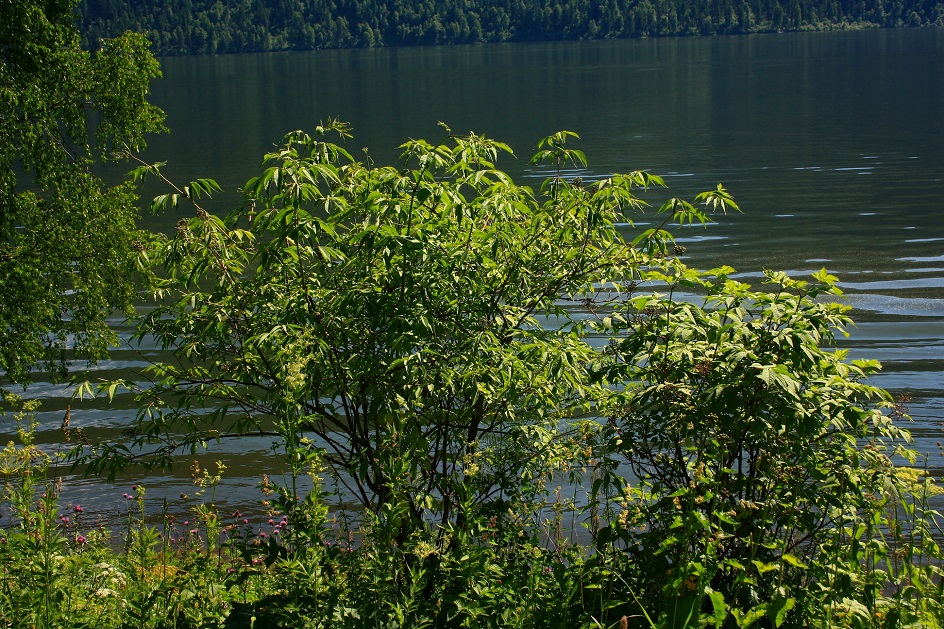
[0, 0, 165, 386]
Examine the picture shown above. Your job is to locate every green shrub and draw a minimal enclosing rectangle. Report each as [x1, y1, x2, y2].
[73, 123, 732, 546]
[589, 265, 915, 627]
[56, 126, 933, 628]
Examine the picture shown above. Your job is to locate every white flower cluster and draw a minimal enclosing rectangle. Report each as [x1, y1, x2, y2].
[93, 562, 127, 598]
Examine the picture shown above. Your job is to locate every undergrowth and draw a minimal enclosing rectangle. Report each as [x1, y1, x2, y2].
[1, 394, 943, 629]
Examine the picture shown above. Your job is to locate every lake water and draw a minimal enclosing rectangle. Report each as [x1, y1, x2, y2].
[13, 28, 944, 524]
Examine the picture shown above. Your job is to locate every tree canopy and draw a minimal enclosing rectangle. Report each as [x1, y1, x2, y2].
[0, 0, 164, 386]
[76, 0, 944, 56]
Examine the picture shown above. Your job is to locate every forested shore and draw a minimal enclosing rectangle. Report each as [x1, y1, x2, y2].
[77, 0, 944, 55]
[6, 0, 944, 625]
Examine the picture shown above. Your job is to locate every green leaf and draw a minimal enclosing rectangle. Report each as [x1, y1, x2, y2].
[780, 553, 807, 569]
[769, 595, 795, 627]
[705, 588, 727, 627]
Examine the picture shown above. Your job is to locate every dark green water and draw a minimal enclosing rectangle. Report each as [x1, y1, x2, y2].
[19, 28, 944, 519]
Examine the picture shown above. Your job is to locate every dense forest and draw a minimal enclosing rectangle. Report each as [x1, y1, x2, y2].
[77, 0, 944, 55]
